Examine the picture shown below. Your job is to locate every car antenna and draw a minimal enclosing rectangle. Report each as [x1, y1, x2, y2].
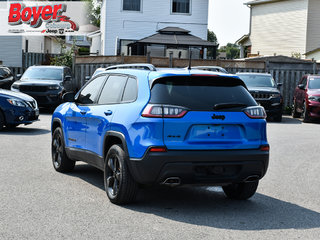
[188, 50, 192, 70]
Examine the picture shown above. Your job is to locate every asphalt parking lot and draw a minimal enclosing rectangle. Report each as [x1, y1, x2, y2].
[0, 114, 319, 239]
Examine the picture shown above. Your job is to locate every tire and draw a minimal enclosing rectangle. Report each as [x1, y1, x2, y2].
[273, 114, 282, 122]
[222, 181, 259, 200]
[104, 144, 138, 205]
[51, 127, 75, 173]
[302, 101, 311, 123]
[0, 110, 5, 131]
[6, 124, 19, 129]
[292, 101, 300, 118]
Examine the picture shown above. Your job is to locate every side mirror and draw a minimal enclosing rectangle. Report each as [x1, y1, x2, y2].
[298, 84, 305, 90]
[64, 75, 72, 82]
[277, 83, 283, 87]
[85, 76, 91, 82]
[16, 74, 22, 80]
[62, 92, 75, 102]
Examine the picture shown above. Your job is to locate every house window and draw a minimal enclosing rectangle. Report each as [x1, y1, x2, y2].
[172, 0, 190, 14]
[123, 0, 141, 11]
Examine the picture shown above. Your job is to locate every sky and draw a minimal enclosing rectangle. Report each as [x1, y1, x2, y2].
[208, 0, 250, 47]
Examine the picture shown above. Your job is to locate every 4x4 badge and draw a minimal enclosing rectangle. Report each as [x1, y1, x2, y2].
[212, 114, 226, 120]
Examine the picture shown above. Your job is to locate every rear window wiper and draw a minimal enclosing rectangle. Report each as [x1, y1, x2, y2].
[213, 103, 248, 110]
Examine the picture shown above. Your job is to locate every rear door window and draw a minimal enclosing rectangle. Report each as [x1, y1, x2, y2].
[150, 76, 256, 111]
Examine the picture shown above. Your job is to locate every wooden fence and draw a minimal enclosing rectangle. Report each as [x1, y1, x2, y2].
[22, 51, 60, 69]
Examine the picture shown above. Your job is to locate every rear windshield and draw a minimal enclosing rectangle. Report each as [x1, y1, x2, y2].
[308, 77, 320, 89]
[237, 74, 276, 88]
[22, 67, 63, 81]
[150, 77, 257, 111]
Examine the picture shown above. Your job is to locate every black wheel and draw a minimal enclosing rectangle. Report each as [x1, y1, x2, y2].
[302, 101, 310, 123]
[222, 181, 259, 200]
[104, 144, 138, 205]
[292, 101, 300, 118]
[51, 127, 75, 172]
[0, 110, 5, 131]
[273, 114, 282, 122]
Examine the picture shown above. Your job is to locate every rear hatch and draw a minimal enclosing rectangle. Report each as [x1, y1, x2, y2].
[147, 76, 266, 150]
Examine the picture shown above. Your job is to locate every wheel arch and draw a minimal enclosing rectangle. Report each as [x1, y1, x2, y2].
[52, 118, 62, 135]
[103, 131, 129, 160]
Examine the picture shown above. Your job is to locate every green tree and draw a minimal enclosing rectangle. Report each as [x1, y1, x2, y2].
[207, 29, 218, 59]
[51, 41, 78, 69]
[84, 0, 102, 27]
[219, 43, 240, 59]
[207, 29, 218, 45]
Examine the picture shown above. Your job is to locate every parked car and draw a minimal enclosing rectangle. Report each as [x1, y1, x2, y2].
[11, 66, 73, 108]
[51, 64, 269, 204]
[0, 66, 14, 89]
[292, 75, 320, 122]
[189, 66, 229, 74]
[236, 72, 283, 122]
[0, 89, 39, 130]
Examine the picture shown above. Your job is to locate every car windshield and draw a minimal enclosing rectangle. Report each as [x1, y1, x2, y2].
[22, 68, 63, 81]
[238, 74, 276, 88]
[308, 77, 320, 89]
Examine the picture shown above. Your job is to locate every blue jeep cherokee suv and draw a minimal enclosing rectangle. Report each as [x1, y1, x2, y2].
[51, 64, 269, 204]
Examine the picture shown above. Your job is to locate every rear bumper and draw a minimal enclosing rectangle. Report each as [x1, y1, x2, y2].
[128, 148, 269, 185]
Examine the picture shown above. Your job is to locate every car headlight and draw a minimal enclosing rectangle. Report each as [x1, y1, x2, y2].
[308, 96, 320, 102]
[270, 93, 280, 98]
[7, 99, 29, 107]
[48, 85, 60, 90]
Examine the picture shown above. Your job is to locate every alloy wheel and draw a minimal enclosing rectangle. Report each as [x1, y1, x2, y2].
[52, 134, 63, 168]
[106, 155, 121, 197]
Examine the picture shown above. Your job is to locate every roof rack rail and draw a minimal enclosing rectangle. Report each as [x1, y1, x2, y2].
[106, 63, 157, 71]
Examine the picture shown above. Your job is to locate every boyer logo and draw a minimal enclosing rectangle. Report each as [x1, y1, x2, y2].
[8, 3, 79, 33]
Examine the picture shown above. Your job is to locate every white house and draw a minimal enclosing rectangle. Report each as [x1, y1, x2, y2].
[241, 0, 320, 61]
[99, 0, 209, 57]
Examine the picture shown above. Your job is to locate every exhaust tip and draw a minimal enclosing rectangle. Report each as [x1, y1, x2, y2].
[162, 177, 181, 187]
[244, 175, 260, 182]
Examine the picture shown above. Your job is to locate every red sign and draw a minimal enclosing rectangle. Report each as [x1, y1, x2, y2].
[8, 3, 78, 31]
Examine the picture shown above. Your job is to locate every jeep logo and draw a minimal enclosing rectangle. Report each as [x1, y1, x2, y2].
[211, 114, 226, 120]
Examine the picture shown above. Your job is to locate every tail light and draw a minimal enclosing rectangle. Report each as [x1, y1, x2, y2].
[244, 106, 266, 119]
[260, 145, 270, 151]
[142, 104, 188, 118]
